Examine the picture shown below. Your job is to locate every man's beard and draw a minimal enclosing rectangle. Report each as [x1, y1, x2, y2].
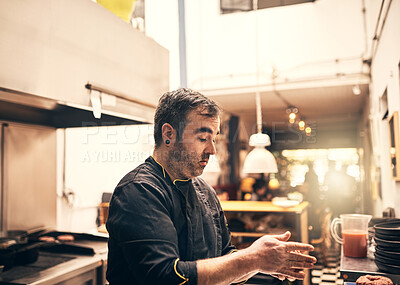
[167, 141, 207, 179]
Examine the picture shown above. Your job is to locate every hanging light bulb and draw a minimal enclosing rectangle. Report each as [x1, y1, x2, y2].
[242, 92, 278, 174]
[352, 84, 361, 95]
[286, 107, 298, 123]
[298, 119, 305, 131]
[268, 173, 280, 190]
[305, 126, 312, 136]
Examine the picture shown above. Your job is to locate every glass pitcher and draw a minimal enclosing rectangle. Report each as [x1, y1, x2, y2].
[330, 214, 372, 258]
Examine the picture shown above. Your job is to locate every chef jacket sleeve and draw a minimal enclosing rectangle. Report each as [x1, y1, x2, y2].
[217, 200, 237, 256]
[106, 181, 197, 285]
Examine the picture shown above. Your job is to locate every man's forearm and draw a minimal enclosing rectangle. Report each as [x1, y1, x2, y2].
[196, 232, 317, 284]
[197, 249, 258, 285]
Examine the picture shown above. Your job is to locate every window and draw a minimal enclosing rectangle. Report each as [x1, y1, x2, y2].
[220, 0, 252, 14]
[220, 0, 315, 14]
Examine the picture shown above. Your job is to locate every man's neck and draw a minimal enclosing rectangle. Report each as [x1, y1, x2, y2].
[153, 148, 179, 182]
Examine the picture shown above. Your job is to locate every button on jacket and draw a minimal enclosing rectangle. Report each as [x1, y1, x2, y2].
[106, 156, 236, 285]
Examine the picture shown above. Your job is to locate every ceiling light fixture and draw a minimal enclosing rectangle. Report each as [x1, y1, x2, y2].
[242, 90, 278, 174]
[242, 0, 277, 175]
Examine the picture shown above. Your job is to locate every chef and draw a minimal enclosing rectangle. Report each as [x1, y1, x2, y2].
[106, 88, 316, 284]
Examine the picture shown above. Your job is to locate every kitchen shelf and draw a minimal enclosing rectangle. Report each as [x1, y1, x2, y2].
[220, 200, 308, 213]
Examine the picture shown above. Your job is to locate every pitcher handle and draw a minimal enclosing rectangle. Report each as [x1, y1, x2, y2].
[330, 217, 343, 244]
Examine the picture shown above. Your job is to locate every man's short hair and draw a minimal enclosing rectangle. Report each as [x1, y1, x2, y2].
[154, 88, 220, 148]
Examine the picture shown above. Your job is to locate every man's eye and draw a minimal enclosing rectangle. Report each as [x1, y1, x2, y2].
[199, 138, 207, 142]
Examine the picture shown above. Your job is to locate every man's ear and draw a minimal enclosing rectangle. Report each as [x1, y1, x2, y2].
[161, 123, 176, 145]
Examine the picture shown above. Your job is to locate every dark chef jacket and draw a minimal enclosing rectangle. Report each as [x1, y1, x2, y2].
[106, 156, 236, 285]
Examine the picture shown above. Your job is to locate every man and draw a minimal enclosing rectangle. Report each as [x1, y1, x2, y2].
[250, 178, 271, 201]
[324, 161, 356, 217]
[106, 88, 316, 284]
[304, 161, 322, 239]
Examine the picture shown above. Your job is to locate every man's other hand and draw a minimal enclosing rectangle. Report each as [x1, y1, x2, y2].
[245, 231, 317, 280]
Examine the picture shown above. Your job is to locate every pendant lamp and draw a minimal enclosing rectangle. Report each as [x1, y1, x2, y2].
[242, 0, 277, 174]
[242, 92, 278, 174]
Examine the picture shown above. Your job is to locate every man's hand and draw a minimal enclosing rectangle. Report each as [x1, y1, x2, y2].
[244, 231, 317, 280]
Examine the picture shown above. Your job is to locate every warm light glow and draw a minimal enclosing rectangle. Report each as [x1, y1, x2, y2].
[289, 118, 295, 124]
[352, 84, 361, 95]
[305, 127, 312, 134]
[244, 193, 252, 201]
[299, 120, 305, 128]
[268, 178, 280, 190]
[289, 112, 296, 120]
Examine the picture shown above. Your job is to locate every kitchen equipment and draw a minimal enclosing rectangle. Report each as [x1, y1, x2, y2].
[374, 231, 400, 241]
[0, 238, 17, 250]
[374, 221, 400, 236]
[373, 221, 400, 274]
[374, 260, 400, 274]
[375, 251, 400, 264]
[374, 237, 400, 249]
[376, 245, 400, 253]
[5, 230, 28, 244]
[375, 247, 400, 259]
[32, 231, 108, 256]
[330, 214, 372, 258]
[0, 228, 63, 270]
[0, 241, 48, 270]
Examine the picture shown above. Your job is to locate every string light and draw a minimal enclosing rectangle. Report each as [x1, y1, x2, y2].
[298, 119, 305, 131]
[286, 107, 298, 124]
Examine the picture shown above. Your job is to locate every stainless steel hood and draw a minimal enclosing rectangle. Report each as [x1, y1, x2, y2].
[0, 0, 169, 128]
[0, 85, 154, 128]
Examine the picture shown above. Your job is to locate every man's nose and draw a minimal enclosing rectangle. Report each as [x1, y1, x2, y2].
[207, 140, 216, 155]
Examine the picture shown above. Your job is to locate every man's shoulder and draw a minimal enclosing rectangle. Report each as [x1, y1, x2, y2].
[117, 158, 165, 190]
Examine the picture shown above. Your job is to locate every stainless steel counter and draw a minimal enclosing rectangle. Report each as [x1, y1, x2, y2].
[340, 253, 400, 284]
[0, 248, 107, 285]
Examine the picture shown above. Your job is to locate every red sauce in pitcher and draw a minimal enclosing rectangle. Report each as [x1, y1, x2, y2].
[342, 230, 368, 258]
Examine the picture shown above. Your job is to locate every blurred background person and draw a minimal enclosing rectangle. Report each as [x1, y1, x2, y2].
[303, 161, 322, 239]
[323, 161, 356, 217]
[251, 178, 272, 201]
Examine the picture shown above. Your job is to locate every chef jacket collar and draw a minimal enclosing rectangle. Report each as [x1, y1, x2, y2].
[150, 156, 191, 185]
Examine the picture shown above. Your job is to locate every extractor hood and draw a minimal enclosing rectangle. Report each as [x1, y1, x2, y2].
[0, 85, 155, 128]
[0, 0, 169, 128]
